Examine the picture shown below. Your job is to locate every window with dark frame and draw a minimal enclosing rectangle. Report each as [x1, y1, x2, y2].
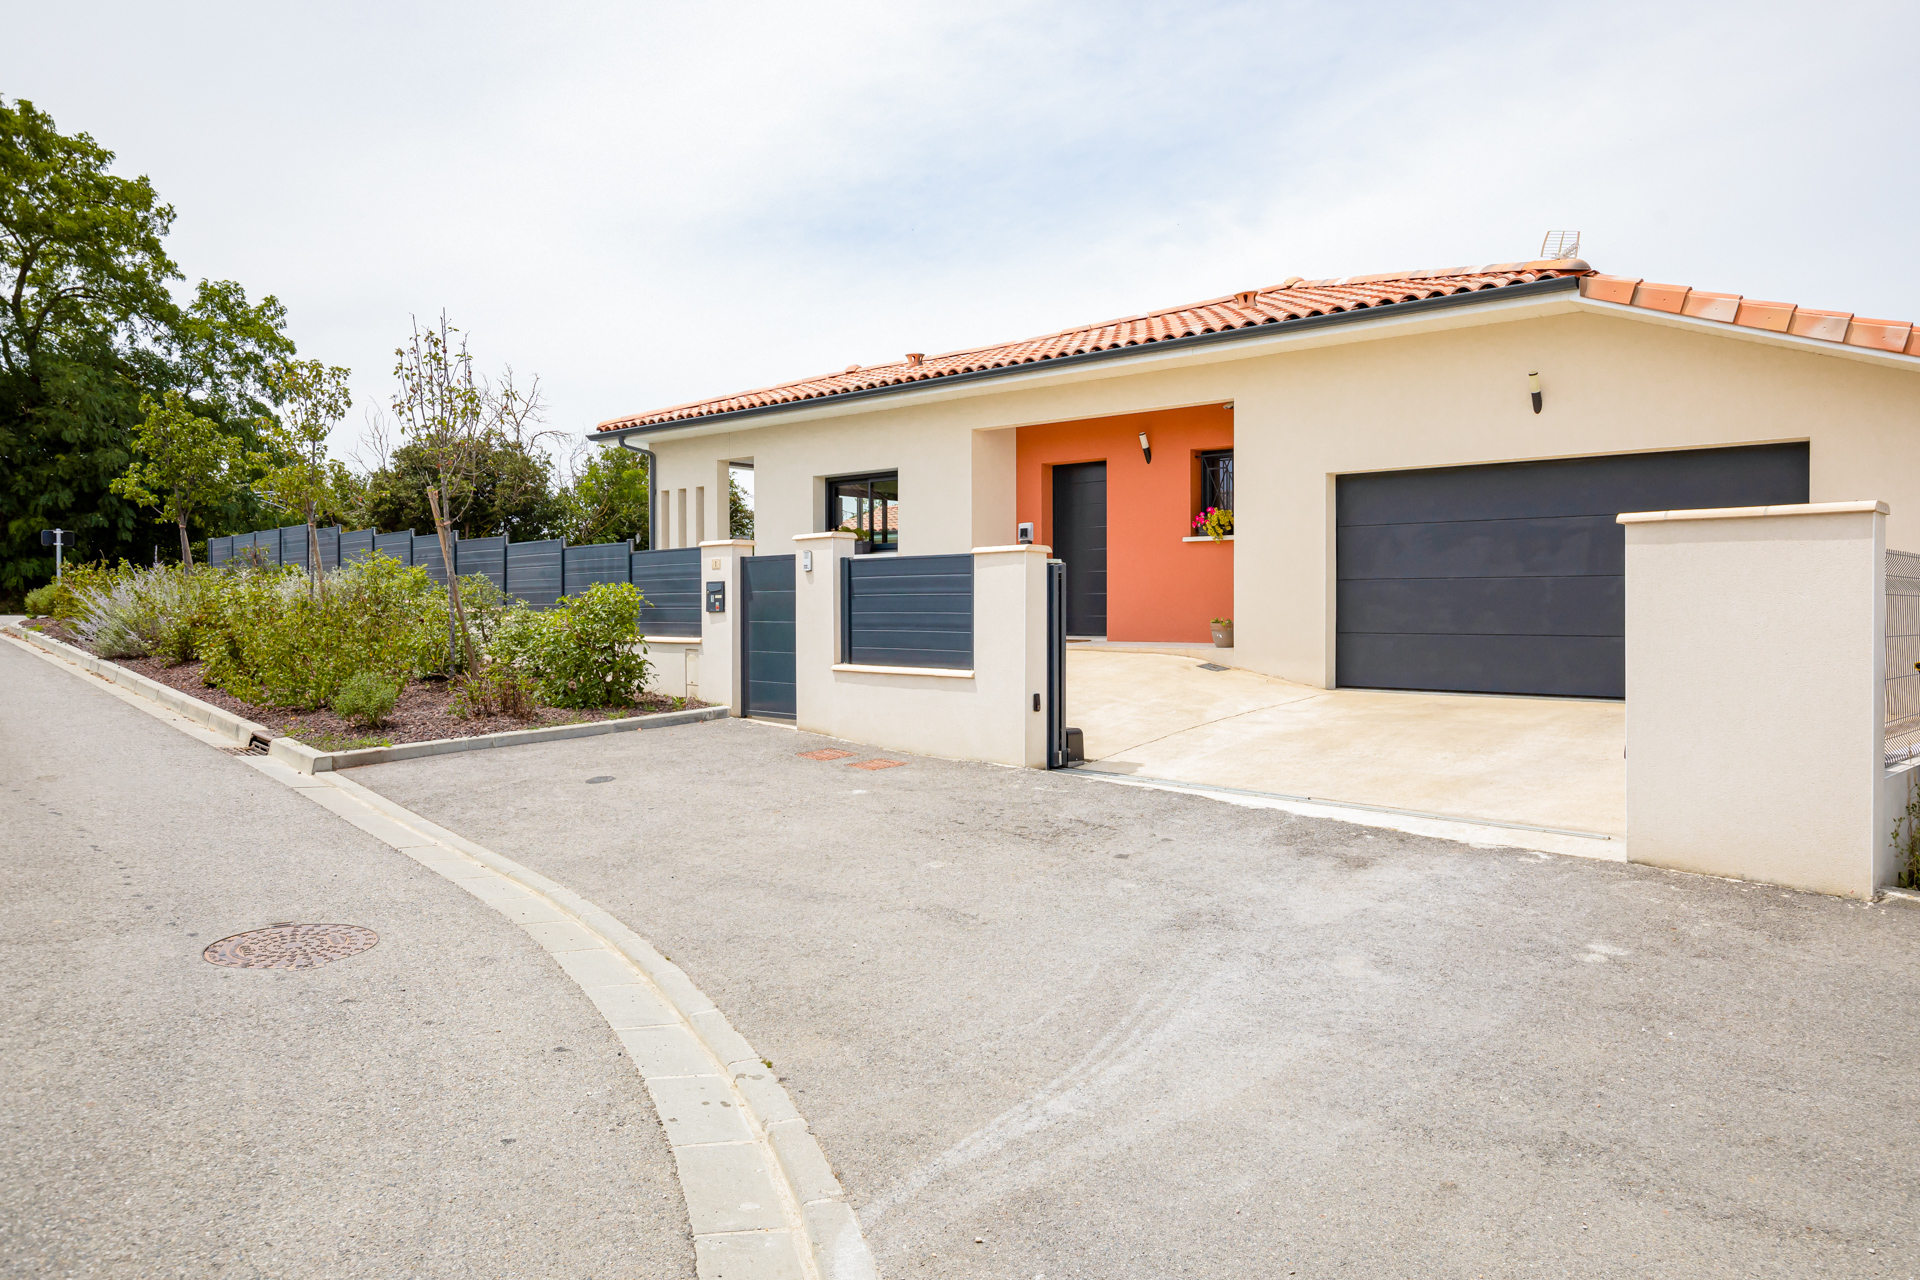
[826, 471, 899, 552]
[1199, 450, 1234, 512]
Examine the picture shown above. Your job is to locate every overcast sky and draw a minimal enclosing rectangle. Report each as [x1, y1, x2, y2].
[10, 1, 1916, 466]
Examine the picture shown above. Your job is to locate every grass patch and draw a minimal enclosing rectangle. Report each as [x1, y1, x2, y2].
[286, 727, 394, 752]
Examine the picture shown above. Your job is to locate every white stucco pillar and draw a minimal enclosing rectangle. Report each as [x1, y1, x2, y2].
[793, 532, 857, 730]
[697, 538, 754, 714]
[1622, 501, 1887, 898]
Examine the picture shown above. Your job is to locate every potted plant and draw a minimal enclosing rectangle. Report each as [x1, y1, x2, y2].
[835, 523, 873, 555]
[1192, 507, 1233, 541]
[1210, 617, 1233, 648]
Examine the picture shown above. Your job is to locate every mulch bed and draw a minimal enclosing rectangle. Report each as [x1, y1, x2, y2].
[19, 621, 699, 748]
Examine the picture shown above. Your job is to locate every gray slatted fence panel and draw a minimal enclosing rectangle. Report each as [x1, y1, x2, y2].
[279, 525, 308, 571]
[341, 528, 375, 564]
[207, 536, 233, 565]
[564, 542, 630, 598]
[374, 530, 414, 565]
[414, 532, 448, 585]
[844, 553, 973, 669]
[631, 547, 701, 636]
[507, 539, 563, 608]
[317, 526, 342, 572]
[456, 535, 506, 592]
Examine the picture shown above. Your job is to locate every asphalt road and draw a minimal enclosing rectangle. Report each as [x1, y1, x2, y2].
[0, 639, 693, 1279]
[360, 716, 1920, 1280]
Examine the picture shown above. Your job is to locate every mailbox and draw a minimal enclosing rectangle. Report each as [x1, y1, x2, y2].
[705, 580, 726, 613]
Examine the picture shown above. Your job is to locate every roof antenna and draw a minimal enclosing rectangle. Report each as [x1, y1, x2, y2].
[1539, 230, 1580, 260]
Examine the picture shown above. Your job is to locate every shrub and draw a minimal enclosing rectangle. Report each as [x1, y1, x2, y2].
[450, 661, 537, 720]
[200, 554, 449, 709]
[331, 671, 400, 728]
[23, 584, 57, 616]
[495, 581, 651, 708]
[73, 564, 214, 662]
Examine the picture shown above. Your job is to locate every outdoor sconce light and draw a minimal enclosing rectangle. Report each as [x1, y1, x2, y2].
[1017, 522, 1035, 544]
[1138, 431, 1152, 463]
[1528, 371, 1543, 414]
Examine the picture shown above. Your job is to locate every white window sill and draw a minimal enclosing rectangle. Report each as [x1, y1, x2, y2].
[833, 663, 974, 679]
[642, 635, 702, 645]
[1182, 535, 1235, 542]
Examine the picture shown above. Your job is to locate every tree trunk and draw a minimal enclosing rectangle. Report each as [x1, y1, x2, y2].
[306, 502, 322, 600]
[426, 484, 477, 673]
[176, 513, 194, 570]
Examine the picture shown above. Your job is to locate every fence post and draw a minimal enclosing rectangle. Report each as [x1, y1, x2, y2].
[972, 544, 1053, 768]
[696, 539, 755, 713]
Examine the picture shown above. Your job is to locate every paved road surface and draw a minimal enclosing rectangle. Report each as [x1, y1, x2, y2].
[0, 639, 693, 1279]
[363, 716, 1920, 1279]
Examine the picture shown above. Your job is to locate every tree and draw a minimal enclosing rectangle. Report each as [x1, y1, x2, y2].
[558, 444, 649, 547]
[730, 473, 753, 540]
[257, 358, 352, 594]
[361, 437, 560, 541]
[109, 391, 245, 567]
[0, 96, 295, 594]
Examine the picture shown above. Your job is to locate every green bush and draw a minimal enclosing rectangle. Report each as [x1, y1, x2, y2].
[331, 671, 400, 728]
[200, 554, 449, 709]
[72, 564, 218, 662]
[495, 581, 651, 708]
[23, 584, 57, 616]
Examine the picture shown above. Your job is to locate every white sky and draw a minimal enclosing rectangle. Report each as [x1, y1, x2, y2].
[10, 1, 1916, 466]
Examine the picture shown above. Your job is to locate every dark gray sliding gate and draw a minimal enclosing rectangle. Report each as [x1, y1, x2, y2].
[632, 548, 702, 637]
[1335, 442, 1811, 698]
[842, 553, 972, 669]
[741, 555, 796, 721]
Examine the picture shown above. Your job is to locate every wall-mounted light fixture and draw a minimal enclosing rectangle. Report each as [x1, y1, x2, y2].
[1528, 372, 1543, 415]
[1138, 431, 1152, 464]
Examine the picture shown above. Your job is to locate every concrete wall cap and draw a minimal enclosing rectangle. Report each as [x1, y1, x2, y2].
[696, 538, 756, 547]
[642, 635, 702, 645]
[972, 543, 1055, 555]
[792, 531, 857, 541]
[1617, 500, 1889, 524]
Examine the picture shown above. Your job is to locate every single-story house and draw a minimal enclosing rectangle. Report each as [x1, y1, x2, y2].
[594, 257, 1920, 699]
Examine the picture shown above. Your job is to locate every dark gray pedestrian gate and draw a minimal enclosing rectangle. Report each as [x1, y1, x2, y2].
[741, 555, 797, 721]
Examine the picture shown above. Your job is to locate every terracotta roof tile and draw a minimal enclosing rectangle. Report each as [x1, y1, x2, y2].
[601, 257, 1919, 432]
[598, 258, 1590, 430]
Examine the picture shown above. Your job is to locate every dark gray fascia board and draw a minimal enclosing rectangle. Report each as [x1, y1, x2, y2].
[596, 274, 1582, 440]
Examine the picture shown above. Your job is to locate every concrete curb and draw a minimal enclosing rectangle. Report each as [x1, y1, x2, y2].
[1, 623, 728, 773]
[4, 625, 874, 1280]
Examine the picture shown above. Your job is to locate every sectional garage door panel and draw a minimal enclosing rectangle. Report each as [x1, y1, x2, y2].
[1335, 443, 1809, 698]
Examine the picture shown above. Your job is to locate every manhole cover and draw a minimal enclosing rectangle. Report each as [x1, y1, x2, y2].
[797, 749, 856, 761]
[203, 924, 379, 970]
[847, 758, 904, 770]
[586, 775, 615, 783]
[1196, 662, 1228, 671]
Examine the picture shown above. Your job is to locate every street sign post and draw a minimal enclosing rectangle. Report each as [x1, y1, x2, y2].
[39, 528, 69, 579]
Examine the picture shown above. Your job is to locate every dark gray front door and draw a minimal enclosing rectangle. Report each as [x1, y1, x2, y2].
[1335, 443, 1810, 698]
[740, 555, 796, 720]
[1052, 461, 1107, 636]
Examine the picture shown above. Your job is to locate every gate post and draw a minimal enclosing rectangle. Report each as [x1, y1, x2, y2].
[697, 538, 754, 714]
[973, 543, 1053, 769]
[792, 531, 857, 729]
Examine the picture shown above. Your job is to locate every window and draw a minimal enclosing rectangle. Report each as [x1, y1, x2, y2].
[1200, 450, 1233, 512]
[826, 471, 899, 552]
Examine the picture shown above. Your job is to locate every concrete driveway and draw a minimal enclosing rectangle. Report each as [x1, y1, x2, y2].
[1066, 649, 1626, 837]
[357, 716, 1920, 1280]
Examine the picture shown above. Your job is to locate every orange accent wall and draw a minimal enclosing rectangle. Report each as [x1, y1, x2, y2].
[1017, 404, 1233, 642]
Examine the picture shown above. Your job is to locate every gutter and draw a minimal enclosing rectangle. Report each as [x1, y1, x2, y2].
[595, 274, 1582, 441]
[616, 438, 660, 551]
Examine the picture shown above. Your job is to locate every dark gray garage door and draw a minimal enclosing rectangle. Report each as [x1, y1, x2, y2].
[1335, 443, 1809, 698]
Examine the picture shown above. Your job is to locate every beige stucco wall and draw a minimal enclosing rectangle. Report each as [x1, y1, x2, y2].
[1621, 505, 1887, 898]
[629, 297, 1920, 688]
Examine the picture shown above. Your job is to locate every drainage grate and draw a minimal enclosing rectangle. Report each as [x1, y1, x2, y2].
[1196, 663, 1228, 672]
[203, 923, 379, 970]
[222, 735, 272, 757]
[847, 758, 904, 770]
[797, 749, 857, 761]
